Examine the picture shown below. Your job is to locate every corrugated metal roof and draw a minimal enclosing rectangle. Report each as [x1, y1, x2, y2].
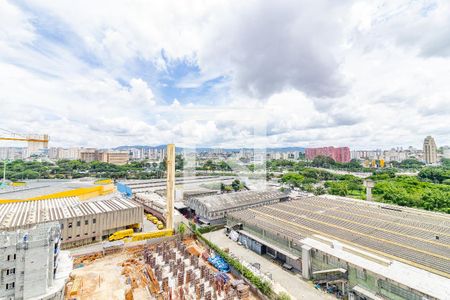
[193, 190, 287, 211]
[0, 195, 140, 230]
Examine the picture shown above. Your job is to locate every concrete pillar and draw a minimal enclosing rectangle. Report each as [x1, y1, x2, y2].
[363, 179, 375, 202]
[166, 144, 175, 230]
[301, 245, 312, 279]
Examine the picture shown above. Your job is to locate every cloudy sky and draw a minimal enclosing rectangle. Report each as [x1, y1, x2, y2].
[0, 0, 449, 149]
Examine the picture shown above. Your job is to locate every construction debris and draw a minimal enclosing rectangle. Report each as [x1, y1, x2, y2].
[65, 239, 257, 300]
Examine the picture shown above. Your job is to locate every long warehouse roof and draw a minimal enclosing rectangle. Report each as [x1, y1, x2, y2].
[0, 195, 141, 230]
[228, 196, 450, 279]
[194, 190, 287, 211]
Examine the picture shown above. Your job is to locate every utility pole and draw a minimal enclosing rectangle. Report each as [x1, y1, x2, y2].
[166, 144, 175, 231]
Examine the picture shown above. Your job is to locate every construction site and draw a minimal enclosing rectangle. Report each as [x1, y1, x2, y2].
[66, 236, 257, 300]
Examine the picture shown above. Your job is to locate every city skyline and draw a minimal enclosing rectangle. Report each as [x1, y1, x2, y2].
[1, 138, 448, 152]
[1, 1, 449, 149]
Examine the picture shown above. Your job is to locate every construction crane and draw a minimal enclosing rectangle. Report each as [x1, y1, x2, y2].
[0, 128, 49, 145]
[0, 128, 49, 184]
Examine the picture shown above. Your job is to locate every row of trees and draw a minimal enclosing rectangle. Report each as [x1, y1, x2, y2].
[220, 179, 246, 193]
[280, 165, 450, 213]
[280, 169, 365, 197]
[2, 156, 185, 181]
[269, 155, 448, 173]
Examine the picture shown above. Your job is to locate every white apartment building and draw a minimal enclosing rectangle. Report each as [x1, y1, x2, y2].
[129, 148, 144, 160]
[0, 222, 72, 300]
[423, 136, 438, 164]
[0, 148, 27, 160]
[147, 148, 166, 161]
[48, 147, 80, 160]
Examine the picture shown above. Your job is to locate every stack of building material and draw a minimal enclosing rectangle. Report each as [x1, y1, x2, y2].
[124, 287, 134, 300]
[236, 284, 249, 299]
[142, 239, 253, 300]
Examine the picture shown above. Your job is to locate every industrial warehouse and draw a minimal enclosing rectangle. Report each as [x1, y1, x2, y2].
[118, 176, 235, 195]
[188, 190, 289, 225]
[0, 195, 143, 248]
[227, 196, 450, 300]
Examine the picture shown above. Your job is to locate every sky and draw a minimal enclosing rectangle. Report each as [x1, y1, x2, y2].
[0, 0, 449, 149]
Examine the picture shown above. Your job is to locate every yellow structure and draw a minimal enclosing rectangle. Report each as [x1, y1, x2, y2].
[109, 229, 134, 241]
[0, 129, 49, 156]
[0, 184, 115, 204]
[371, 160, 377, 168]
[27, 184, 115, 201]
[128, 229, 173, 242]
[0, 132, 48, 144]
[94, 179, 113, 185]
[10, 181, 26, 187]
[69, 277, 83, 298]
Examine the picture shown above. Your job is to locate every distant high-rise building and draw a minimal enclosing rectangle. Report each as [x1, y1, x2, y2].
[79, 148, 98, 163]
[305, 146, 351, 163]
[105, 151, 129, 165]
[80, 149, 129, 165]
[48, 147, 80, 160]
[423, 136, 438, 164]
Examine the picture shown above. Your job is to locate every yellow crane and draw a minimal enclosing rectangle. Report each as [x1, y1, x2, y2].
[1, 128, 49, 184]
[0, 128, 49, 145]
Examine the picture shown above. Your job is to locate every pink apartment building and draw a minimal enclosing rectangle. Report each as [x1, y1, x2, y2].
[305, 146, 351, 163]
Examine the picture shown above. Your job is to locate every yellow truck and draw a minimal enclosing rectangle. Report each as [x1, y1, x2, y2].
[129, 229, 173, 242]
[109, 229, 134, 241]
[127, 223, 141, 230]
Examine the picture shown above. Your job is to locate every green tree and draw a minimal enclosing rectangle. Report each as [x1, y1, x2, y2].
[280, 173, 304, 188]
[325, 181, 349, 196]
[231, 179, 244, 191]
[276, 292, 291, 300]
[311, 155, 335, 168]
[177, 223, 186, 236]
[314, 186, 326, 195]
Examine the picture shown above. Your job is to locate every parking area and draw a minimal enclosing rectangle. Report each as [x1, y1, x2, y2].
[204, 230, 336, 300]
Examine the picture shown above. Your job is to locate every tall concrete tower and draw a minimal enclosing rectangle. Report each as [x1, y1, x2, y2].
[423, 136, 437, 164]
[166, 144, 175, 230]
[363, 179, 375, 201]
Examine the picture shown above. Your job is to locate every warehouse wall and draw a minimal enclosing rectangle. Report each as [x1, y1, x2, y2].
[60, 205, 143, 248]
[311, 249, 433, 300]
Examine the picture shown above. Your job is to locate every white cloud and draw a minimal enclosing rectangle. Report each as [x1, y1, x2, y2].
[0, 0, 448, 149]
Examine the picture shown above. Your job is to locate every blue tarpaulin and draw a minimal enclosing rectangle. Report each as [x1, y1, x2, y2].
[116, 183, 132, 197]
[208, 256, 230, 272]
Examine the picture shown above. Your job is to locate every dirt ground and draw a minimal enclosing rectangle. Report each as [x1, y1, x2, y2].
[67, 247, 149, 300]
[66, 239, 260, 300]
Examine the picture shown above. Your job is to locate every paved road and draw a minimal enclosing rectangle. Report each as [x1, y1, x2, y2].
[204, 230, 336, 300]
